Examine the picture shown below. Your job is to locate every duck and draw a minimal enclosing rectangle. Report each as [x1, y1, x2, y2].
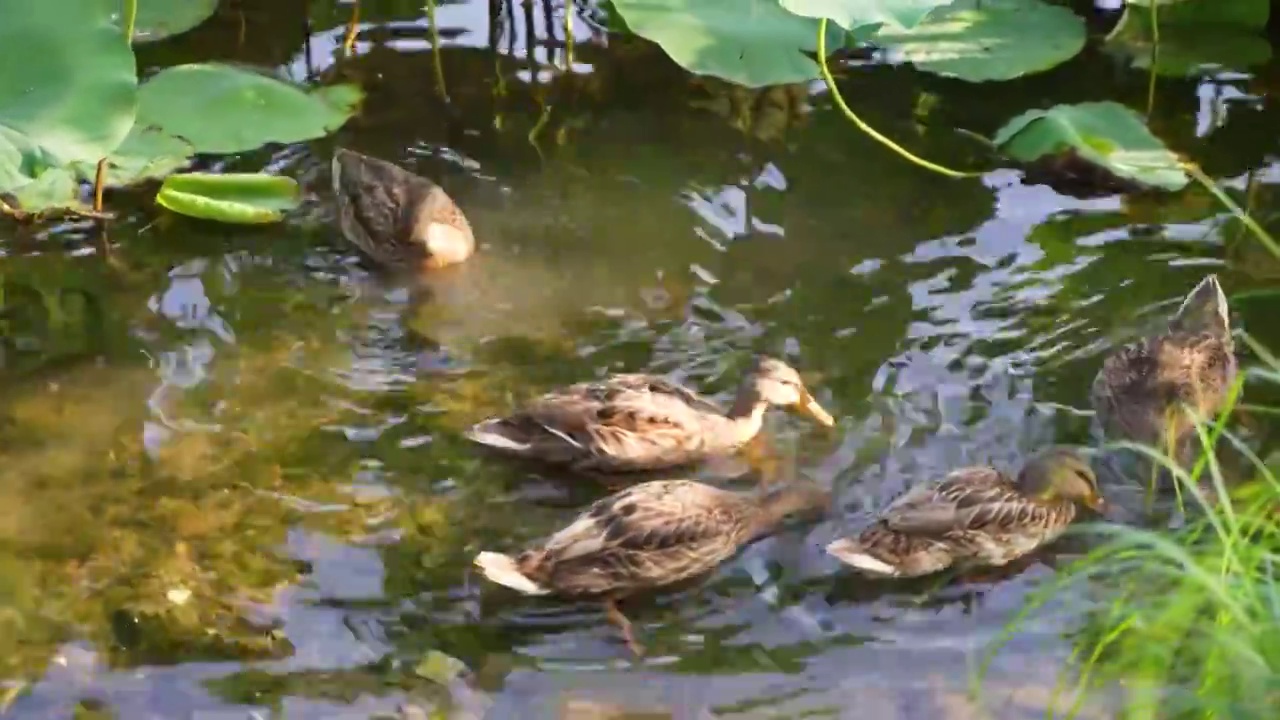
[331, 148, 475, 272]
[465, 356, 835, 474]
[825, 447, 1105, 578]
[474, 478, 831, 655]
[1090, 274, 1236, 469]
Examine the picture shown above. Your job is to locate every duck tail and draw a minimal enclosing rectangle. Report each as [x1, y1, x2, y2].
[1172, 274, 1230, 337]
[465, 418, 534, 452]
[825, 538, 902, 578]
[474, 551, 550, 595]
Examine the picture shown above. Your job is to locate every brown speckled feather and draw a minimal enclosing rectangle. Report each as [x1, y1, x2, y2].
[472, 375, 742, 472]
[332, 149, 474, 271]
[1092, 333, 1233, 445]
[835, 467, 1077, 577]
[513, 480, 807, 597]
[1090, 275, 1236, 465]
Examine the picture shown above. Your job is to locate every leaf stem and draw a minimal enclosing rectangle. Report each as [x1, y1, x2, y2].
[93, 159, 107, 214]
[122, 0, 137, 43]
[343, 0, 360, 56]
[425, 0, 448, 100]
[564, 0, 575, 68]
[816, 19, 977, 179]
[1182, 161, 1280, 259]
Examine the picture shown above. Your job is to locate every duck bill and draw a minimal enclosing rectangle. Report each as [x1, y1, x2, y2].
[1086, 495, 1108, 514]
[797, 391, 835, 428]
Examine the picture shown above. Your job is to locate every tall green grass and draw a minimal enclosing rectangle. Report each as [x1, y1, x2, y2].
[987, 364, 1280, 719]
[984, 163, 1280, 716]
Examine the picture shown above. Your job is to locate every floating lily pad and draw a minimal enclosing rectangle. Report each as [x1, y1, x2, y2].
[155, 172, 301, 224]
[116, 0, 219, 43]
[870, 0, 1087, 82]
[136, 64, 363, 154]
[780, 0, 950, 32]
[70, 124, 196, 188]
[993, 101, 1188, 191]
[1104, 0, 1270, 77]
[610, 0, 842, 88]
[0, 0, 137, 209]
[9, 168, 88, 214]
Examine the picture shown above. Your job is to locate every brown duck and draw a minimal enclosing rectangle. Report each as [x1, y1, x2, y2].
[1091, 274, 1236, 467]
[465, 356, 835, 474]
[474, 478, 831, 655]
[826, 447, 1105, 578]
[331, 148, 475, 272]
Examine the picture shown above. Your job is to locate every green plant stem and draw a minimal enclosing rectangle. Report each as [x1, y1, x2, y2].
[425, 0, 448, 100]
[816, 19, 976, 179]
[122, 0, 137, 43]
[564, 0, 575, 69]
[1183, 162, 1280, 258]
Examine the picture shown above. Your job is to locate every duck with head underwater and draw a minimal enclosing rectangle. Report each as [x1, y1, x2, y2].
[826, 447, 1106, 579]
[330, 148, 476, 274]
[465, 356, 836, 475]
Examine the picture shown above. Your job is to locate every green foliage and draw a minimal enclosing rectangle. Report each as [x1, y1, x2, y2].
[70, 124, 196, 188]
[0, 0, 137, 207]
[1104, 0, 1271, 77]
[117, 0, 219, 43]
[609, 0, 842, 88]
[155, 173, 301, 224]
[779, 0, 949, 31]
[869, 0, 1087, 82]
[993, 102, 1189, 191]
[135, 64, 364, 155]
[993, 367, 1280, 720]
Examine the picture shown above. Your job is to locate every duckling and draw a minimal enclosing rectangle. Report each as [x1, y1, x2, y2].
[474, 479, 831, 655]
[826, 447, 1105, 578]
[331, 148, 475, 272]
[466, 356, 835, 474]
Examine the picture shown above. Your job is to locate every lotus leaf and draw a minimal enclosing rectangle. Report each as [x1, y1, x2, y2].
[116, 0, 219, 43]
[156, 172, 301, 224]
[136, 64, 363, 155]
[870, 0, 1086, 82]
[1104, 0, 1270, 77]
[780, 0, 950, 32]
[0, 0, 137, 209]
[609, 0, 842, 88]
[993, 102, 1188, 191]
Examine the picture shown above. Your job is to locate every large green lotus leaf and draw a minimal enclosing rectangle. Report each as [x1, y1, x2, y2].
[610, 0, 842, 88]
[0, 0, 137, 201]
[870, 0, 1086, 82]
[9, 168, 87, 213]
[1104, 1, 1270, 77]
[993, 102, 1188, 191]
[116, 0, 220, 43]
[156, 172, 301, 224]
[780, 0, 951, 32]
[1124, 0, 1267, 27]
[70, 124, 196, 187]
[136, 64, 363, 154]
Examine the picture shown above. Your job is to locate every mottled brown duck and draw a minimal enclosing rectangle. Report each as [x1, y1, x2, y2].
[474, 478, 831, 655]
[826, 447, 1105, 578]
[331, 148, 475, 272]
[465, 356, 835, 474]
[1090, 273, 1236, 469]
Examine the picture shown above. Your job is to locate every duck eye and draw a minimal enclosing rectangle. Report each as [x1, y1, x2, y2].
[1073, 468, 1095, 488]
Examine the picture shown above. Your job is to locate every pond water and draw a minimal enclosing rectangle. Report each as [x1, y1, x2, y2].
[4, 1, 1280, 718]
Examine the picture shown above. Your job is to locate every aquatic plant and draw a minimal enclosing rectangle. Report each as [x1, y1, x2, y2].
[0, 0, 362, 222]
[603, 0, 1266, 192]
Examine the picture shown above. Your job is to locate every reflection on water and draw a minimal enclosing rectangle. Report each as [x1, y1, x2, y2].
[1, 0, 1277, 718]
